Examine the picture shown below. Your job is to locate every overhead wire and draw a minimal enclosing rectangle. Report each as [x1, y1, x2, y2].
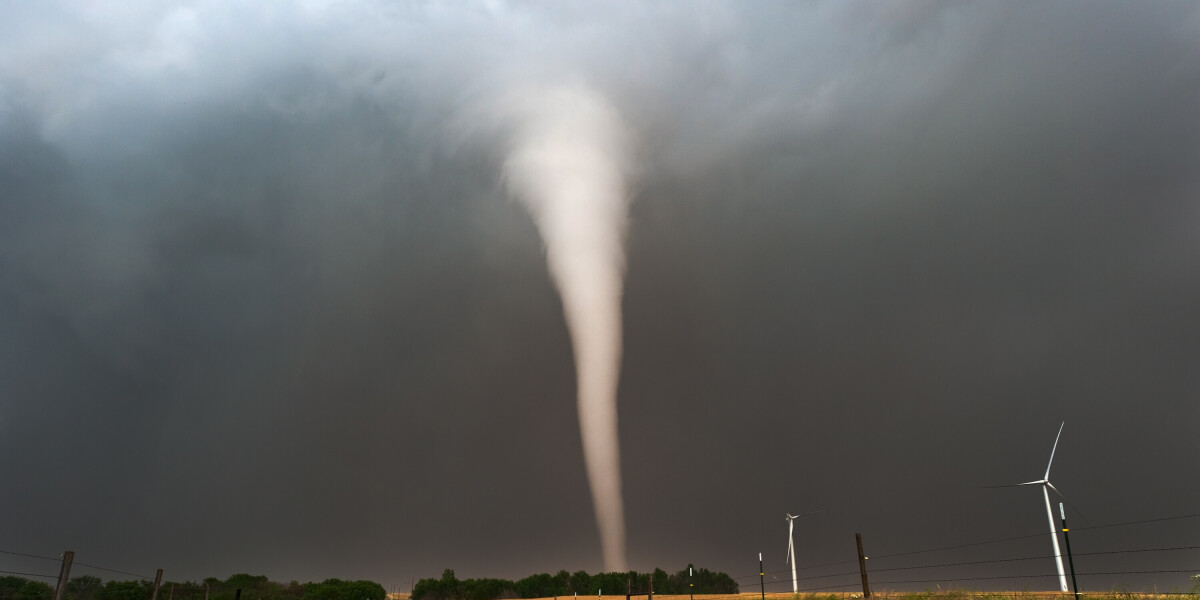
[727, 535, 1200, 595]
[0, 551, 60, 562]
[872, 569, 1200, 586]
[0, 570, 58, 579]
[71, 562, 152, 580]
[868, 531, 1050, 562]
[4, 514, 1199, 596]
[1075, 512, 1200, 532]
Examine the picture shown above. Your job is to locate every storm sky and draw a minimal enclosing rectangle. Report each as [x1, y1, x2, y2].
[2, 0, 1199, 593]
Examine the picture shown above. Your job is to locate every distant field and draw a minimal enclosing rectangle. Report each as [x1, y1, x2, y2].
[517, 594, 1198, 600]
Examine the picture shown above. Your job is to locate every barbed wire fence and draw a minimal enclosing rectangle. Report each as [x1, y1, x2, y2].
[2, 512, 1197, 600]
[696, 511, 1200, 600]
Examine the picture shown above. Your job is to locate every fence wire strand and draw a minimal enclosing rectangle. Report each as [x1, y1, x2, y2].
[3, 511, 1199, 597]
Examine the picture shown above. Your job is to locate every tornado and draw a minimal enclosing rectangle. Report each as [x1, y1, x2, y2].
[500, 83, 633, 572]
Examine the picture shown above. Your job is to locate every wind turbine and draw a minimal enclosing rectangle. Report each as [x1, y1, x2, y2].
[996, 422, 1070, 592]
[785, 509, 826, 594]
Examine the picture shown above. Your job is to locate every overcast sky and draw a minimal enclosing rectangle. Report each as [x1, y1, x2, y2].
[2, 0, 1199, 593]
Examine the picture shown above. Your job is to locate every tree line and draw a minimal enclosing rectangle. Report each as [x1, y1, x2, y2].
[412, 566, 738, 600]
[0, 574, 385, 600]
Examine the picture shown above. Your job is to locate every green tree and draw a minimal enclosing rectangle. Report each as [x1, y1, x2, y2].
[158, 581, 208, 600]
[415, 566, 735, 600]
[66, 575, 104, 600]
[551, 573, 570, 597]
[588, 573, 626, 598]
[15, 580, 54, 600]
[676, 567, 735, 595]
[460, 579, 515, 600]
[650, 570, 670, 596]
[0, 577, 50, 600]
[514, 574, 552, 599]
[568, 573, 590, 596]
[99, 580, 152, 600]
[412, 572, 462, 600]
[410, 579, 437, 600]
[301, 579, 384, 600]
[0, 577, 32, 600]
[226, 576, 270, 590]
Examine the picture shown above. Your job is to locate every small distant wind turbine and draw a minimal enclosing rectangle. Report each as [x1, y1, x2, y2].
[991, 422, 1070, 592]
[785, 509, 826, 594]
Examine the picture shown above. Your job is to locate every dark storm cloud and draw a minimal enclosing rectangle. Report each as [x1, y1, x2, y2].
[2, 0, 1199, 592]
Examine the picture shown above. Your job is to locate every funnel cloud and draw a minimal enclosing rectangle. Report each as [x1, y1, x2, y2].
[499, 84, 633, 572]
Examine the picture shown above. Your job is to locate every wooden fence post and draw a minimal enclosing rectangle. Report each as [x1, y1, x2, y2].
[150, 570, 163, 600]
[855, 533, 871, 598]
[53, 551, 74, 600]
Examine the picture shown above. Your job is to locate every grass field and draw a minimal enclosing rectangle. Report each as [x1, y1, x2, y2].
[513, 593, 1200, 600]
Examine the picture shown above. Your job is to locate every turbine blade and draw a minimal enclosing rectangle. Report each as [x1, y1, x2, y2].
[1046, 481, 1066, 501]
[981, 480, 1043, 488]
[1044, 421, 1065, 480]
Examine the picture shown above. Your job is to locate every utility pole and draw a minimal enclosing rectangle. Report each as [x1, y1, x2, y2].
[688, 566, 693, 600]
[151, 570, 163, 600]
[53, 551, 74, 600]
[1059, 503, 1080, 600]
[204, 583, 210, 600]
[855, 534, 871, 598]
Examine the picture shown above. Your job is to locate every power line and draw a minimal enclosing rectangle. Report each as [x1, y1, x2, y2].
[72, 562, 152, 580]
[872, 569, 1200, 586]
[869, 530, 1049, 561]
[826, 511, 1200, 566]
[0, 548, 152, 581]
[735, 558, 861, 583]
[0, 570, 58, 579]
[768, 558, 861, 577]
[1077, 569, 1200, 576]
[0, 550, 60, 562]
[732, 540, 1200, 594]
[868, 554, 1054, 574]
[1076, 512, 1200, 532]
[742, 533, 1047, 585]
[792, 558, 861, 573]
[786, 570, 861, 584]
[1076, 545, 1200, 557]
[845, 545, 1200, 576]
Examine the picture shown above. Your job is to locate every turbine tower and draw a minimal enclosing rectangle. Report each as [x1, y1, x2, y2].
[784, 509, 825, 594]
[785, 513, 798, 594]
[1004, 422, 1070, 592]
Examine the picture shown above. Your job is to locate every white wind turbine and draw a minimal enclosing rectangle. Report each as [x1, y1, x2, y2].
[785, 509, 826, 594]
[995, 422, 1070, 592]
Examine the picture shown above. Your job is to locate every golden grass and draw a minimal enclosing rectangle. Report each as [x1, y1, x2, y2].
[519, 593, 1198, 600]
